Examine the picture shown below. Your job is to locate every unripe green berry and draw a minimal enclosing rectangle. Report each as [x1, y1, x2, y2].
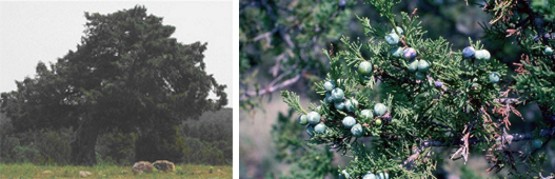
[475, 49, 491, 60]
[374, 103, 387, 116]
[545, 46, 553, 55]
[307, 111, 321, 125]
[358, 61, 373, 75]
[314, 122, 327, 134]
[489, 72, 500, 83]
[342, 116, 357, 129]
[375, 119, 382, 125]
[407, 60, 419, 72]
[417, 60, 431, 72]
[385, 33, 399, 45]
[323, 81, 335, 91]
[351, 123, 363, 137]
[360, 109, 374, 120]
[298, 115, 308, 125]
[331, 88, 345, 101]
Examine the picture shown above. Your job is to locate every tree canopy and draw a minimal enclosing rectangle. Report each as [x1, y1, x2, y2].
[1, 5, 227, 165]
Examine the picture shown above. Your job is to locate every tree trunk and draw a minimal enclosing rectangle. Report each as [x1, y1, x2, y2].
[70, 118, 100, 166]
[134, 123, 184, 162]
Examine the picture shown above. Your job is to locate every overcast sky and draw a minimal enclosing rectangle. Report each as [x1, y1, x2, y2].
[0, 1, 233, 107]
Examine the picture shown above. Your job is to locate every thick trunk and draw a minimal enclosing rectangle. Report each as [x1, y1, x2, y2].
[70, 119, 100, 166]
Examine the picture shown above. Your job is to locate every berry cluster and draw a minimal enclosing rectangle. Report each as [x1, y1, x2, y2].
[462, 46, 502, 84]
[283, 13, 512, 176]
[386, 27, 431, 80]
[299, 78, 389, 138]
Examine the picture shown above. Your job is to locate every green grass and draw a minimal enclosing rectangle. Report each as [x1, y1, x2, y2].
[0, 163, 231, 179]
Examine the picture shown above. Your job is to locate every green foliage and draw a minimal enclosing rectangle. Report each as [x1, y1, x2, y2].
[281, 1, 554, 178]
[0, 109, 231, 166]
[1, 5, 227, 165]
[531, 0, 555, 21]
[271, 110, 337, 178]
[0, 129, 72, 164]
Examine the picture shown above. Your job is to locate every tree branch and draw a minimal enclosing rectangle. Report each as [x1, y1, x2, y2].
[401, 126, 555, 169]
[240, 73, 303, 101]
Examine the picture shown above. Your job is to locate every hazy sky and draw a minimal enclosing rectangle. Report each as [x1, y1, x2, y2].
[0, 1, 233, 107]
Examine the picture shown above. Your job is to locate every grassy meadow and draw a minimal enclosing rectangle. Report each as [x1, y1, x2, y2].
[0, 163, 231, 179]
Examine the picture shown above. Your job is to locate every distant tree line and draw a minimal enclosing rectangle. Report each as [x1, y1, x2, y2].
[0, 108, 232, 165]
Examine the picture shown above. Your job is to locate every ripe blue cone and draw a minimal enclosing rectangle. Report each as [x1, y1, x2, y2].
[407, 60, 418, 72]
[363, 172, 377, 179]
[385, 33, 400, 45]
[335, 101, 346, 111]
[374, 103, 387, 116]
[403, 48, 417, 60]
[358, 61, 373, 75]
[434, 81, 443, 88]
[342, 116, 357, 129]
[314, 122, 327, 134]
[462, 46, 475, 59]
[377, 172, 389, 179]
[345, 98, 358, 112]
[417, 60, 431, 72]
[323, 81, 335, 91]
[331, 88, 345, 101]
[307, 111, 321, 125]
[391, 26, 403, 35]
[360, 109, 374, 120]
[545, 46, 554, 55]
[489, 72, 500, 83]
[475, 49, 491, 60]
[298, 115, 308, 125]
[351, 123, 363, 137]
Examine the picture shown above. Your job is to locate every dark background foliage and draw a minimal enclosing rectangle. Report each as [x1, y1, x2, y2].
[0, 108, 232, 165]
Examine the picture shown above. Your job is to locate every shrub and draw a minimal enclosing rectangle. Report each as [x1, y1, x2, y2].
[281, 0, 555, 178]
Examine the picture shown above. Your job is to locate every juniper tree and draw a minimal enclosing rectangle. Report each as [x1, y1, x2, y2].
[281, 0, 555, 178]
[0, 6, 227, 165]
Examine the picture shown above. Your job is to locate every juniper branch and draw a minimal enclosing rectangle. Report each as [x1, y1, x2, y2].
[401, 126, 555, 169]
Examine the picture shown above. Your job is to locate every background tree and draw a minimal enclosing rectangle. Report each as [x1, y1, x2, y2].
[0, 6, 227, 165]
